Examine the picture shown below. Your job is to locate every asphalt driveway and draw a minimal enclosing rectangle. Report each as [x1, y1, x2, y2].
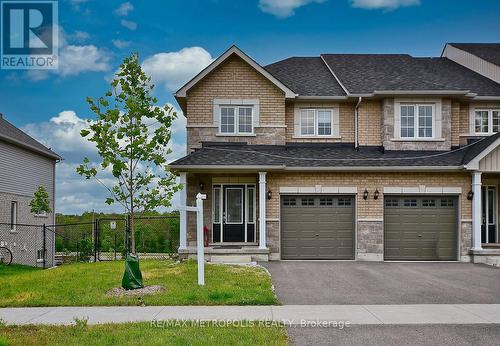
[261, 262, 500, 305]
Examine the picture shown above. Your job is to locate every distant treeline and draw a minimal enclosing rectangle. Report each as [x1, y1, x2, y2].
[54, 211, 180, 255]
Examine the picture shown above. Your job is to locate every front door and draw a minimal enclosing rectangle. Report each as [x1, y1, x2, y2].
[481, 186, 497, 244]
[223, 185, 245, 242]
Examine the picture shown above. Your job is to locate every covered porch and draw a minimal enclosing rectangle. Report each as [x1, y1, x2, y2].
[177, 170, 271, 262]
[468, 137, 500, 264]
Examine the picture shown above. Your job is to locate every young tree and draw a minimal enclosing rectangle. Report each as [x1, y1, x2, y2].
[30, 186, 52, 215]
[77, 52, 181, 254]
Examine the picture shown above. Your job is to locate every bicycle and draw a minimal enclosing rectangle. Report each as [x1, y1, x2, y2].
[0, 246, 13, 265]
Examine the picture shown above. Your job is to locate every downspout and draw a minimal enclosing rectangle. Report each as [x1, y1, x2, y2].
[355, 96, 362, 150]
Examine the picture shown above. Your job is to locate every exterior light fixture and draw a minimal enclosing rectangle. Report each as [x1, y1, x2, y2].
[374, 189, 380, 200]
[467, 190, 473, 200]
[267, 189, 272, 200]
[363, 189, 369, 200]
[199, 182, 204, 191]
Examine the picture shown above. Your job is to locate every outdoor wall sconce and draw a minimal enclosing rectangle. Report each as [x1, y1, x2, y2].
[267, 189, 272, 200]
[373, 189, 380, 200]
[199, 182, 205, 191]
[363, 189, 369, 200]
[467, 190, 474, 200]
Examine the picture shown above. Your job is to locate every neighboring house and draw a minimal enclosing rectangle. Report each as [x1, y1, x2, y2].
[0, 114, 61, 267]
[170, 43, 500, 264]
[443, 43, 500, 84]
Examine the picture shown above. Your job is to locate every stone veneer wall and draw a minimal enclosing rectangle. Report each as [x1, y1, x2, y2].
[383, 98, 452, 150]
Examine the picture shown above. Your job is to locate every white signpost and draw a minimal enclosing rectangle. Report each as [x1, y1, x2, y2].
[179, 193, 207, 286]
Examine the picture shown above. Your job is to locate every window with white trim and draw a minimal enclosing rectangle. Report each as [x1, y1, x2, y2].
[219, 106, 253, 135]
[399, 104, 434, 138]
[299, 109, 334, 136]
[474, 109, 500, 134]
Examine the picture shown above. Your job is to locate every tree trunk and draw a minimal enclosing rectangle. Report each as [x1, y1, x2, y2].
[130, 212, 135, 254]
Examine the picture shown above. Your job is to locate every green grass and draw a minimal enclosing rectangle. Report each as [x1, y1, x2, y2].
[0, 322, 287, 346]
[0, 260, 278, 307]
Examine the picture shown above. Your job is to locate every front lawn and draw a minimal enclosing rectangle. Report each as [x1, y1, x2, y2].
[0, 322, 287, 346]
[0, 260, 278, 307]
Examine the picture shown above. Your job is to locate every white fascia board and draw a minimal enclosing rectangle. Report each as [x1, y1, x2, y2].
[170, 165, 463, 172]
[373, 90, 470, 96]
[465, 136, 500, 170]
[175, 45, 297, 99]
[472, 96, 500, 101]
[295, 96, 348, 100]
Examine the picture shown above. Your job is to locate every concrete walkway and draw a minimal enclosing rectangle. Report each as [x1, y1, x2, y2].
[1, 304, 500, 326]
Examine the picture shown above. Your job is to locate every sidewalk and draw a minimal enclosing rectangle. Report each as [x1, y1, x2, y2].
[1, 304, 500, 326]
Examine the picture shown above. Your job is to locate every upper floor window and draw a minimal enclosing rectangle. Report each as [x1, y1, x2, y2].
[399, 104, 434, 139]
[474, 109, 500, 134]
[299, 109, 335, 137]
[214, 99, 259, 136]
[219, 106, 254, 135]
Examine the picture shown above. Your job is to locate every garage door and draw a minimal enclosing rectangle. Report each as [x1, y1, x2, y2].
[281, 195, 355, 260]
[384, 196, 458, 261]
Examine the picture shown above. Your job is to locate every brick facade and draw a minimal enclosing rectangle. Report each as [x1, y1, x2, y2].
[185, 172, 474, 261]
[185, 54, 286, 152]
[178, 51, 500, 263]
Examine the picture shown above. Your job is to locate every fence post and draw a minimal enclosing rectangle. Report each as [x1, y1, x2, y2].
[42, 224, 46, 269]
[94, 219, 99, 262]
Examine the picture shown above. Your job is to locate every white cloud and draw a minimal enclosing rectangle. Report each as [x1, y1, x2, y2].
[114, 2, 134, 16]
[350, 0, 420, 10]
[141, 47, 213, 91]
[23, 26, 111, 81]
[258, 0, 325, 18]
[112, 39, 132, 49]
[121, 19, 137, 31]
[58, 45, 111, 77]
[71, 30, 90, 43]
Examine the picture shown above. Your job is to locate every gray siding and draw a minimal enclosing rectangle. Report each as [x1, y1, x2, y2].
[0, 141, 55, 198]
[0, 141, 56, 267]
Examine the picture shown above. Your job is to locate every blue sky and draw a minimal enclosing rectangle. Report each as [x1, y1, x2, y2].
[1, 0, 500, 214]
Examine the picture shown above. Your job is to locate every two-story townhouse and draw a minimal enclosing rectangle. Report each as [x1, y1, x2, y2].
[0, 114, 61, 267]
[170, 44, 500, 264]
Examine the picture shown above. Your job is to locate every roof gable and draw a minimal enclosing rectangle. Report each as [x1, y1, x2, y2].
[175, 45, 296, 99]
[0, 115, 61, 160]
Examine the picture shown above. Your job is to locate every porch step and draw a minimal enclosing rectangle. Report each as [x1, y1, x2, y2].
[210, 255, 253, 264]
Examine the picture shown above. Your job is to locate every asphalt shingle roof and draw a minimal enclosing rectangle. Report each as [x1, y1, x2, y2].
[320, 54, 500, 96]
[265, 57, 346, 96]
[0, 115, 60, 160]
[450, 43, 500, 67]
[170, 136, 500, 169]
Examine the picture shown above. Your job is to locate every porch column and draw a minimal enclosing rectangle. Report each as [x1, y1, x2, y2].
[471, 171, 482, 250]
[258, 172, 267, 249]
[179, 172, 187, 250]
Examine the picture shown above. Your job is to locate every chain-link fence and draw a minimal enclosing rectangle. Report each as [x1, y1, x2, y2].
[0, 214, 180, 268]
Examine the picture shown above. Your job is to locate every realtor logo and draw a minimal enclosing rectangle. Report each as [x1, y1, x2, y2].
[1, 0, 58, 69]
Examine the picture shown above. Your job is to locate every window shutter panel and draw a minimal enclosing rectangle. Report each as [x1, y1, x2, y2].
[253, 103, 260, 128]
[332, 108, 340, 137]
[213, 103, 220, 128]
[294, 108, 301, 136]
